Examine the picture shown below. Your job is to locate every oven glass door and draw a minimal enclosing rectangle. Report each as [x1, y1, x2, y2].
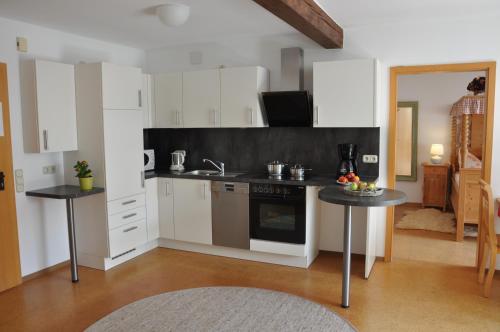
[250, 195, 306, 244]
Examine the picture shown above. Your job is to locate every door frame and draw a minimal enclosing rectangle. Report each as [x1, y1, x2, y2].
[385, 61, 496, 262]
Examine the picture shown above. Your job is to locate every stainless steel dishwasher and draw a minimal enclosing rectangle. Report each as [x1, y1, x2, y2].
[211, 181, 249, 249]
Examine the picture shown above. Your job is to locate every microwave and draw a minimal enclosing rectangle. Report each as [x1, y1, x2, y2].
[144, 150, 155, 171]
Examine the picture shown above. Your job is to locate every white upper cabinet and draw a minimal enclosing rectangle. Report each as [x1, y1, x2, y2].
[220, 66, 269, 128]
[103, 109, 145, 201]
[173, 179, 212, 245]
[101, 63, 142, 110]
[313, 59, 379, 127]
[141, 74, 155, 128]
[24, 59, 78, 153]
[182, 69, 220, 128]
[154, 73, 183, 128]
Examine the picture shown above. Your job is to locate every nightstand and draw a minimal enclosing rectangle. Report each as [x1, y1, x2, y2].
[422, 162, 450, 211]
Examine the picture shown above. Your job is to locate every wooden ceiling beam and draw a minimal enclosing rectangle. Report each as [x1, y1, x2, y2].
[253, 0, 343, 49]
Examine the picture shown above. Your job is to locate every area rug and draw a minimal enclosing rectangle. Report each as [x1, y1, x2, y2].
[396, 208, 477, 237]
[86, 287, 356, 332]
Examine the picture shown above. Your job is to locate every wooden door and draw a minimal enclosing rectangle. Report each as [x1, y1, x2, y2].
[173, 179, 212, 245]
[101, 63, 142, 110]
[154, 73, 183, 128]
[103, 109, 145, 201]
[182, 70, 220, 128]
[313, 59, 376, 127]
[0, 63, 22, 292]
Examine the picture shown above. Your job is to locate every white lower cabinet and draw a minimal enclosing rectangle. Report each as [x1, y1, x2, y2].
[109, 220, 148, 257]
[158, 178, 175, 239]
[173, 178, 212, 245]
[145, 178, 160, 240]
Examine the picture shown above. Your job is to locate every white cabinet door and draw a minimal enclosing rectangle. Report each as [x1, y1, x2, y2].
[173, 179, 212, 245]
[182, 70, 220, 128]
[313, 59, 376, 127]
[158, 178, 175, 239]
[145, 178, 159, 240]
[220, 66, 269, 128]
[154, 73, 183, 128]
[141, 74, 155, 128]
[103, 109, 145, 201]
[101, 63, 142, 110]
[34, 60, 78, 152]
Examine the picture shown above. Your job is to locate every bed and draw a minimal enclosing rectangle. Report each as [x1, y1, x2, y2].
[449, 95, 484, 241]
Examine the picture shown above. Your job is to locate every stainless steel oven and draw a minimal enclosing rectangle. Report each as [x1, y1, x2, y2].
[250, 183, 306, 244]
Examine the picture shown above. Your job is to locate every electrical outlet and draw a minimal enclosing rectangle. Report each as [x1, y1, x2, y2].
[14, 169, 24, 192]
[42, 165, 56, 174]
[362, 155, 378, 163]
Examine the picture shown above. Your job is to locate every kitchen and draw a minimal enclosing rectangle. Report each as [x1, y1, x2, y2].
[37, 48, 382, 278]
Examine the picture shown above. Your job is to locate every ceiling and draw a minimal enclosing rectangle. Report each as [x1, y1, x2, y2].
[1, 0, 499, 50]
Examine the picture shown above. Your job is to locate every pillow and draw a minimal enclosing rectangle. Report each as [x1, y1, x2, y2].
[465, 151, 482, 168]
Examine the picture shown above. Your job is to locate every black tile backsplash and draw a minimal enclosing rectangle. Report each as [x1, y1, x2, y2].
[144, 127, 380, 177]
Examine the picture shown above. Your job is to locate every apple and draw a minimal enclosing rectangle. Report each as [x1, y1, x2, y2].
[350, 182, 359, 191]
[338, 176, 348, 183]
[368, 182, 377, 191]
[346, 172, 355, 180]
[354, 176, 360, 183]
[359, 181, 368, 190]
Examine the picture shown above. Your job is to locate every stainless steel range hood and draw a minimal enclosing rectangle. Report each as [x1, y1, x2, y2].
[262, 47, 312, 127]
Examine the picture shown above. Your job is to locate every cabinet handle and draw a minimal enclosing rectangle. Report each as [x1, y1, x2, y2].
[122, 213, 137, 219]
[141, 171, 145, 188]
[212, 109, 217, 125]
[43, 129, 48, 150]
[123, 226, 138, 233]
[249, 108, 254, 125]
[122, 199, 137, 205]
[175, 111, 179, 125]
[138, 90, 142, 107]
[314, 106, 319, 125]
[166, 182, 170, 196]
[202, 183, 207, 200]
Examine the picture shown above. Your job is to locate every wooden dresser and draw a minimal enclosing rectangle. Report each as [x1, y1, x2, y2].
[422, 162, 450, 211]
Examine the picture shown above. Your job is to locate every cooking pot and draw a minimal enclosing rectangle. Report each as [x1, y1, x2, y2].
[267, 161, 287, 176]
[290, 164, 312, 178]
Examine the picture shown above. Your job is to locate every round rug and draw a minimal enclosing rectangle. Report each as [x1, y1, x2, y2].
[86, 287, 356, 332]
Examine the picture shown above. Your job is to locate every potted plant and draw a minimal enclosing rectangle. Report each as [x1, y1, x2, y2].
[74, 160, 93, 191]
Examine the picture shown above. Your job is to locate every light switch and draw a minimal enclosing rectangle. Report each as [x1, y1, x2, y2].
[14, 169, 24, 192]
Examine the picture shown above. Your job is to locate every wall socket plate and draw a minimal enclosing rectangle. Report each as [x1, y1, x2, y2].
[14, 169, 24, 193]
[362, 155, 378, 163]
[42, 165, 56, 174]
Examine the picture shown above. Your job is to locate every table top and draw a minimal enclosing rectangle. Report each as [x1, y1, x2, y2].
[318, 185, 407, 207]
[26, 185, 105, 199]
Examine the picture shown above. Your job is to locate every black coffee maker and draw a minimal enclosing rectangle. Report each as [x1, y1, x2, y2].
[337, 143, 358, 177]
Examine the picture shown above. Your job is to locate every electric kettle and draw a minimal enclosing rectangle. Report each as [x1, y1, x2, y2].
[170, 150, 186, 171]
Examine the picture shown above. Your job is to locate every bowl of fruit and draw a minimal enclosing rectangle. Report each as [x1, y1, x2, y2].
[336, 172, 359, 186]
[343, 180, 383, 197]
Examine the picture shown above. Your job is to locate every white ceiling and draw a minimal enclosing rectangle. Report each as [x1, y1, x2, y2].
[1, 0, 499, 50]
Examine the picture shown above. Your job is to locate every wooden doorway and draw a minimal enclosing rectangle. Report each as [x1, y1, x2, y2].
[0, 63, 22, 292]
[385, 62, 496, 262]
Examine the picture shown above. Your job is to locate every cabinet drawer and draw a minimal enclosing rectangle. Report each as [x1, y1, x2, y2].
[108, 206, 146, 230]
[107, 194, 145, 215]
[109, 219, 148, 258]
[424, 167, 448, 175]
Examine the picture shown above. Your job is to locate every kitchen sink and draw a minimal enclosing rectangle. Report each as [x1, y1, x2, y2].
[184, 170, 245, 177]
[185, 170, 221, 176]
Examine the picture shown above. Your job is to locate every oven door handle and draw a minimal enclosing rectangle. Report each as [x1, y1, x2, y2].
[250, 195, 303, 201]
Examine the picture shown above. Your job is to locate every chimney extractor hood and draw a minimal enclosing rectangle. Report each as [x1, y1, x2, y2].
[262, 47, 312, 127]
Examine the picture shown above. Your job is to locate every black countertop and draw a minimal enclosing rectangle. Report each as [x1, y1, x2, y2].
[26, 185, 105, 199]
[145, 170, 378, 187]
[318, 186, 407, 207]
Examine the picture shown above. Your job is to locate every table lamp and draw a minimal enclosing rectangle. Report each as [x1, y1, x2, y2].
[430, 144, 444, 164]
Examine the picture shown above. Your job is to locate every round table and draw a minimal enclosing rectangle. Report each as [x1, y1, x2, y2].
[318, 186, 407, 308]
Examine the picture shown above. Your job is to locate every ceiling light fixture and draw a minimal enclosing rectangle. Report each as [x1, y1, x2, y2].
[156, 3, 190, 27]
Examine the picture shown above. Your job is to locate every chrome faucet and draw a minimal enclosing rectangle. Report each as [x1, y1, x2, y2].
[203, 159, 224, 175]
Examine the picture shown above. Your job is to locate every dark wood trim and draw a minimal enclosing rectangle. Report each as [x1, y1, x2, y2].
[253, 0, 343, 49]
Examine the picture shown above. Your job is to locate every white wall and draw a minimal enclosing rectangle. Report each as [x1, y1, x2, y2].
[396, 72, 484, 202]
[0, 17, 146, 276]
[147, 15, 500, 261]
